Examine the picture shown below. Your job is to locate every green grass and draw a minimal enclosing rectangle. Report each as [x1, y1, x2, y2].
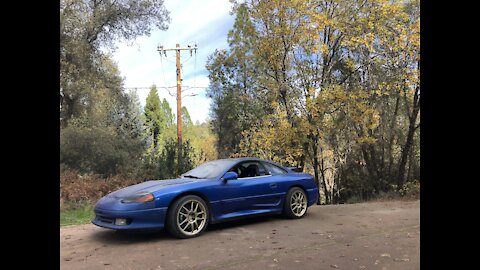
[60, 204, 95, 227]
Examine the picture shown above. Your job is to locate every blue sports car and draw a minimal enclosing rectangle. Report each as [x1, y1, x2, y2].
[92, 157, 319, 238]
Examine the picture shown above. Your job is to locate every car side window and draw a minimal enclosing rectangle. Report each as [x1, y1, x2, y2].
[263, 162, 288, 175]
[229, 161, 270, 179]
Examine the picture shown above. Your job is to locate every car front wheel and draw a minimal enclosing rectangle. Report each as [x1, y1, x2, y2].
[283, 187, 308, 219]
[166, 195, 209, 238]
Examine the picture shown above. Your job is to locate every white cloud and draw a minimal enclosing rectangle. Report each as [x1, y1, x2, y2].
[112, 0, 235, 124]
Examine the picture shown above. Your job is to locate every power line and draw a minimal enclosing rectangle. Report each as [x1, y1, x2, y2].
[194, 49, 197, 89]
[181, 54, 193, 65]
[124, 86, 177, 89]
[159, 53, 167, 85]
[124, 85, 208, 92]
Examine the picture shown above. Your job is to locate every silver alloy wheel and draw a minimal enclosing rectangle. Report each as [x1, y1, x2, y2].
[176, 199, 207, 236]
[290, 190, 307, 217]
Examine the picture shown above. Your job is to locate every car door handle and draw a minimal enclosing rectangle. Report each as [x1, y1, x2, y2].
[269, 183, 277, 188]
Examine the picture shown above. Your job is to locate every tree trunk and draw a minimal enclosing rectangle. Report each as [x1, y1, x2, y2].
[387, 95, 401, 179]
[367, 144, 383, 192]
[319, 146, 330, 204]
[332, 167, 340, 204]
[407, 141, 415, 182]
[279, 85, 293, 125]
[398, 89, 420, 189]
[297, 141, 309, 173]
[298, 155, 305, 173]
[398, 121, 418, 189]
[312, 139, 322, 205]
[361, 145, 379, 193]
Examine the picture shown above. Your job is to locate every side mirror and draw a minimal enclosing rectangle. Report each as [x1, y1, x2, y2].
[222, 171, 238, 182]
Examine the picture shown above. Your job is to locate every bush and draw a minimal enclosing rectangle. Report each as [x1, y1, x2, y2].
[375, 190, 401, 201]
[345, 195, 363, 204]
[60, 120, 144, 177]
[157, 138, 197, 179]
[399, 180, 420, 198]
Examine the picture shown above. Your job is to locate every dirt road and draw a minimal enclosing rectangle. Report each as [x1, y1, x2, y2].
[60, 200, 419, 270]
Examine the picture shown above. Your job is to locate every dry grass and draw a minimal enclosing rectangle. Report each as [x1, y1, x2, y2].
[60, 170, 143, 210]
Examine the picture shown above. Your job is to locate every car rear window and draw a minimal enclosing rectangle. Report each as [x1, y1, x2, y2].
[263, 162, 288, 175]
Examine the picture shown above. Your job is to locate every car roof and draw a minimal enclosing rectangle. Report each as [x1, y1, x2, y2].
[215, 157, 282, 166]
[216, 157, 262, 162]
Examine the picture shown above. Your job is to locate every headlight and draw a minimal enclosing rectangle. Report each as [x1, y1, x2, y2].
[121, 192, 155, 203]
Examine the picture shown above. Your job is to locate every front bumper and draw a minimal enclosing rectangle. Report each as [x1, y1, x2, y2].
[92, 207, 168, 230]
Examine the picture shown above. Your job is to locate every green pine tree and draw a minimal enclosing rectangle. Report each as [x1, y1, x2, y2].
[144, 85, 165, 149]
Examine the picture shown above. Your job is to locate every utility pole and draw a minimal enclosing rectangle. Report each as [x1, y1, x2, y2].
[175, 44, 182, 177]
[157, 43, 198, 176]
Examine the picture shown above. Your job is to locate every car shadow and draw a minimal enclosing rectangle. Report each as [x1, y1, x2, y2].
[208, 214, 279, 231]
[90, 214, 284, 245]
[90, 228, 172, 244]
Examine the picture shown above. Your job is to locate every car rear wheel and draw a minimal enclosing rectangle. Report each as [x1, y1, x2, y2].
[283, 187, 308, 219]
[166, 195, 209, 238]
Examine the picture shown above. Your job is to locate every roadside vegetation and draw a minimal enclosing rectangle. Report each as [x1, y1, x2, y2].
[61, 204, 94, 227]
[207, 0, 420, 204]
[60, 0, 419, 221]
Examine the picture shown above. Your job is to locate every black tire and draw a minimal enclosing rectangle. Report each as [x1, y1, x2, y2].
[166, 195, 209, 239]
[283, 187, 308, 219]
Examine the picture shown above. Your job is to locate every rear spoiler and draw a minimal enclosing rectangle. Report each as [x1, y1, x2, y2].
[286, 167, 302, 173]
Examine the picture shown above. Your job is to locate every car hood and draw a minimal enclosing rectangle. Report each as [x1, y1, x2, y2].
[107, 178, 197, 198]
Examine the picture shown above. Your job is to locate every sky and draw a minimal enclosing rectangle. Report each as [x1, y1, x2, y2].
[111, 0, 235, 124]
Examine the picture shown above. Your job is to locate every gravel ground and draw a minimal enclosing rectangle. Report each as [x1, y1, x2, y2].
[60, 199, 420, 270]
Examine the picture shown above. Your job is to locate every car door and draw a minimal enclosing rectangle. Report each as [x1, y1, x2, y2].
[217, 161, 283, 215]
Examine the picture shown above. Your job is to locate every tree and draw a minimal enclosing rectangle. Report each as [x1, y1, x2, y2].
[181, 106, 193, 128]
[60, 0, 170, 126]
[144, 86, 166, 149]
[161, 98, 174, 127]
[206, 3, 271, 158]
[157, 138, 197, 179]
[394, 0, 420, 189]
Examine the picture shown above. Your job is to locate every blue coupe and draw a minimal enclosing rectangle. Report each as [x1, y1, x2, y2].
[92, 157, 319, 238]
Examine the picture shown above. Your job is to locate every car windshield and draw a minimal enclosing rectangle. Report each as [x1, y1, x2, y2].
[181, 159, 238, 179]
